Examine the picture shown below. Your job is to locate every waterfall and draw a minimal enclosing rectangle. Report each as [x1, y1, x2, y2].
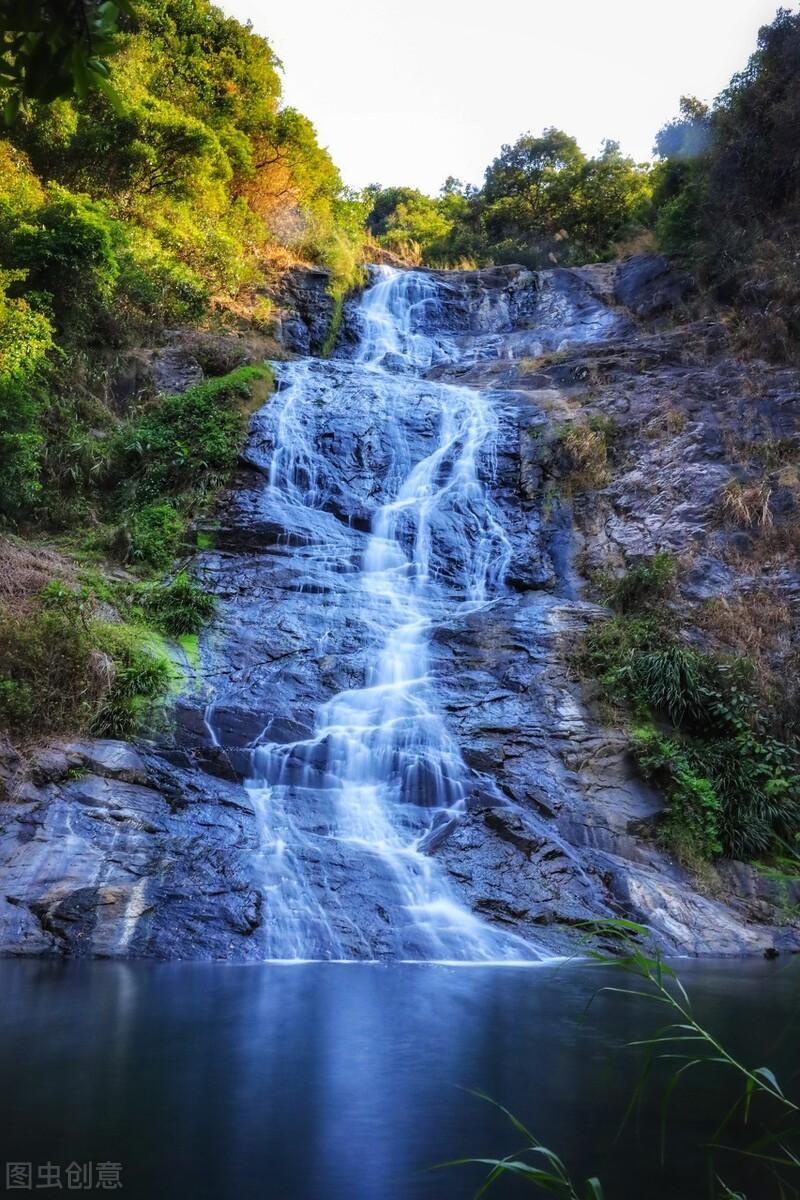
[246, 266, 544, 962]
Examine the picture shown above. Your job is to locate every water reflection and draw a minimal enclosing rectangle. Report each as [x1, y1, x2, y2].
[0, 960, 797, 1200]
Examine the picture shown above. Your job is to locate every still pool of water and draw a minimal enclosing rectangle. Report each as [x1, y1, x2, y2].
[0, 959, 797, 1200]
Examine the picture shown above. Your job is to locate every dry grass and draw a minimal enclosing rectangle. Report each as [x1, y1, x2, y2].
[641, 405, 687, 440]
[719, 478, 774, 528]
[693, 588, 797, 695]
[558, 421, 611, 491]
[742, 436, 798, 470]
[519, 388, 572, 417]
[518, 347, 573, 374]
[695, 589, 794, 658]
[721, 514, 800, 570]
[0, 538, 77, 616]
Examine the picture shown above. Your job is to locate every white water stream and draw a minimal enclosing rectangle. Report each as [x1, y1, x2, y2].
[246, 268, 544, 961]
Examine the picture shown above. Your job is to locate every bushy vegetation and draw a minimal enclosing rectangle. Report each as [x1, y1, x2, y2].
[130, 572, 216, 637]
[0, 0, 364, 528]
[582, 556, 800, 865]
[119, 368, 266, 499]
[651, 8, 800, 359]
[367, 135, 652, 269]
[0, 581, 171, 739]
[599, 551, 676, 614]
[109, 365, 270, 568]
[0, 266, 53, 518]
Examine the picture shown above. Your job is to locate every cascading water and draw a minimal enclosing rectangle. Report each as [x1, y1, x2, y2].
[246, 266, 545, 961]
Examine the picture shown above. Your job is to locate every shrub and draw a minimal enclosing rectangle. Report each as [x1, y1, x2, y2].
[126, 503, 185, 570]
[0, 186, 120, 338]
[653, 11, 800, 359]
[601, 552, 676, 614]
[137, 571, 216, 637]
[0, 277, 54, 521]
[91, 625, 172, 739]
[103, 366, 270, 568]
[631, 644, 710, 728]
[584, 622, 800, 860]
[0, 585, 97, 734]
[115, 227, 209, 329]
[114, 365, 270, 505]
[634, 729, 722, 862]
[635, 725, 800, 862]
[582, 556, 800, 862]
[0, 582, 170, 739]
[581, 614, 666, 714]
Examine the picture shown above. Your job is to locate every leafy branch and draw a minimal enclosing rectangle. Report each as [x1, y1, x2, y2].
[0, 0, 134, 120]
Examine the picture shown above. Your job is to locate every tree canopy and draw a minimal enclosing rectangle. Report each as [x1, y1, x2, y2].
[367, 129, 651, 269]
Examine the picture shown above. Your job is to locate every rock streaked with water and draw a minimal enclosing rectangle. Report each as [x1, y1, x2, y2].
[0, 260, 797, 960]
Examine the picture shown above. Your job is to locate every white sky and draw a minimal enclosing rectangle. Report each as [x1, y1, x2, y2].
[221, 0, 785, 194]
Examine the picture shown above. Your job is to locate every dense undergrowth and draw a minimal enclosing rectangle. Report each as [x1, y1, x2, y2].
[0, 361, 269, 741]
[0, 579, 173, 739]
[0, 0, 365, 529]
[581, 554, 800, 868]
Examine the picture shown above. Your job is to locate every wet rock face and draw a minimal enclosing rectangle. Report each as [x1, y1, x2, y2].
[274, 267, 336, 355]
[1, 256, 797, 961]
[0, 740, 265, 959]
[341, 263, 631, 366]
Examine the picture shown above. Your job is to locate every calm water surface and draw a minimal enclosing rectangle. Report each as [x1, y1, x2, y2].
[0, 959, 797, 1199]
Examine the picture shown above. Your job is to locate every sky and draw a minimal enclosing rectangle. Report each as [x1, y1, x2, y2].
[222, 0, 784, 194]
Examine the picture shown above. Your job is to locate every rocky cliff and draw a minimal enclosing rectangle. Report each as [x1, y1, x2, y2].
[0, 257, 797, 960]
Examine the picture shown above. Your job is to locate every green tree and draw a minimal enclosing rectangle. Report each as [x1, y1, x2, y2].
[0, 271, 52, 519]
[0, 0, 133, 119]
[653, 9, 800, 357]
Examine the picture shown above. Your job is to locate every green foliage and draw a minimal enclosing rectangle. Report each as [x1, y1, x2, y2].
[0, 0, 132, 118]
[114, 224, 209, 327]
[366, 186, 452, 260]
[583, 559, 800, 862]
[0, 271, 53, 520]
[0, 0, 364, 527]
[0, 580, 169, 738]
[631, 644, 709, 727]
[440, 1090, 604, 1199]
[126, 502, 184, 569]
[0, 184, 120, 337]
[136, 571, 215, 636]
[90, 622, 172, 737]
[114, 365, 269, 505]
[634, 729, 722, 860]
[98, 366, 270, 570]
[367, 132, 652, 269]
[601, 552, 676, 614]
[582, 614, 667, 714]
[653, 10, 800, 358]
